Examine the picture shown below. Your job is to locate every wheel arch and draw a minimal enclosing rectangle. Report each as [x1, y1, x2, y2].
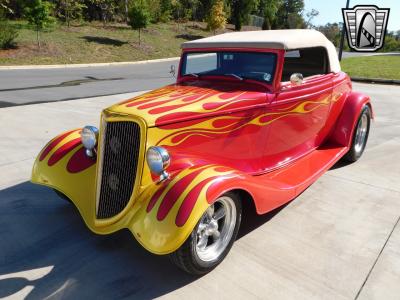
[328, 91, 373, 147]
[128, 165, 256, 255]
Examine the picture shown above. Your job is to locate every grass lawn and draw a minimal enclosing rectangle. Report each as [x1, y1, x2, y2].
[341, 56, 400, 80]
[0, 21, 217, 65]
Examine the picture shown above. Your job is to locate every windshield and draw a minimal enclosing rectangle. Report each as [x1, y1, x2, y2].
[181, 51, 277, 84]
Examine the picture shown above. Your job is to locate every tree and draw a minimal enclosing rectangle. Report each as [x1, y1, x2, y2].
[206, 0, 226, 34]
[273, 0, 305, 29]
[128, 2, 150, 45]
[57, 0, 86, 27]
[0, 0, 12, 14]
[316, 22, 341, 46]
[196, 0, 212, 21]
[305, 8, 318, 28]
[89, 0, 116, 27]
[124, 0, 128, 22]
[147, 0, 172, 23]
[259, 0, 281, 30]
[231, 0, 257, 31]
[24, 0, 55, 48]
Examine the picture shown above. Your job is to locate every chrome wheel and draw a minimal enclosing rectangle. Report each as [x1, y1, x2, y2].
[195, 196, 237, 262]
[354, 113, 369, 153]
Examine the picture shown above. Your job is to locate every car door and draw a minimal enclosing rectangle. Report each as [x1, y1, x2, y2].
[260, 73, 334, 171]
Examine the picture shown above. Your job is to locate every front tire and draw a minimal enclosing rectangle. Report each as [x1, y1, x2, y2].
[170, 192, 242, 275]
[343, 105, 371, 162]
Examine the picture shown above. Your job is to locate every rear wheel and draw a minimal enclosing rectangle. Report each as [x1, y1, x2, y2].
[343, 105, 371, 162]
[170, 192, 242, 275]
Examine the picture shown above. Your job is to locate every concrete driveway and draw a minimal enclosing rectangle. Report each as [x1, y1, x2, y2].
[0, 83, 399, 299]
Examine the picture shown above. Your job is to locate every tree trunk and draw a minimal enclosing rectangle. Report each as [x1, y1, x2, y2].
[67, 10, 70, 27]
[36, 26, 40, 48]
[262, 18, 271, 30]
[125, 0, 129, 22]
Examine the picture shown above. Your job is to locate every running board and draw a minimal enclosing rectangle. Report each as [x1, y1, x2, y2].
[251, 144, 349, 214]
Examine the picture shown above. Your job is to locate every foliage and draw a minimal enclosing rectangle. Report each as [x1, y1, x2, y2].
[206, 0, 226, 34]
[382, 34, 400, 52]
[147, 0, 172, 23]
[159, 0, 172, 22]
[128, 2, 150, 45]
[258, 0, 281, 30]
[171, 0, 191, 23]
[89, 0, 116, 26]
[0, 18, 18, 48]
[57, 0, 86, 26]
[24, 0, 56, 47]
[0, 0, 12, 14]
[316, 23, 340, 46]
[304, 8, 318, 28]
[273, 0, 305, 29]
[231, 0, 257, 31]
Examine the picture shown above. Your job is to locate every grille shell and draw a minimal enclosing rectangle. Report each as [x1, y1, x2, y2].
[96, 121, 142, 219]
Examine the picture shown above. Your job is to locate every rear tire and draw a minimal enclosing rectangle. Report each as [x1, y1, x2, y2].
[170, 192, 242, 275]
[343, 105, 371, 162]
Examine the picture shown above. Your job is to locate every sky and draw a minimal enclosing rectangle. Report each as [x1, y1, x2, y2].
[304, 0, 399, 31]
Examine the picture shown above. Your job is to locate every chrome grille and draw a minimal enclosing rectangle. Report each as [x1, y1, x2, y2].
[96, 121, 141, 219]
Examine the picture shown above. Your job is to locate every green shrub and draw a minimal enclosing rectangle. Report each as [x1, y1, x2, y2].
[0, 20, 18, 49]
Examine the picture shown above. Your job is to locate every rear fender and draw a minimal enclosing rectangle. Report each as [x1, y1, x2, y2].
[328, 92, 373, 147]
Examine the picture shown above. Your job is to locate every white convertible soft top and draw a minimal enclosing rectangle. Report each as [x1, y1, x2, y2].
[182, 29, 341, 73]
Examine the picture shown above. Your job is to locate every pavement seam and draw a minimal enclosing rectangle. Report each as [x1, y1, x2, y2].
[0, 157, 35, 167]
[0, 57, 180, 70]
[325, 173, 400, 195]
[354, 215, 400, 300]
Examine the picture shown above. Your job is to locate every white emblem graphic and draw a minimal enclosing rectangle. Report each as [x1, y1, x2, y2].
[342, 5, 390, 52]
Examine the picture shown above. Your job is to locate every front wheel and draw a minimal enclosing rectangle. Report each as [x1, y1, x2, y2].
[170, 192, 242, 275]
[343, 105, 371, 162]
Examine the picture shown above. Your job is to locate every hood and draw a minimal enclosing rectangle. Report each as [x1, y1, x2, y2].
[106, 80, 268, 127]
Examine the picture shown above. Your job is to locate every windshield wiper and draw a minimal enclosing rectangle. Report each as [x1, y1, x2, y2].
[224, 73, 243, 80]
[183, 73, 200, 78]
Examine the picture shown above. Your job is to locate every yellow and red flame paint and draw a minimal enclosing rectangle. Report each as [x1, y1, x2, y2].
[31, 72, 370, 254]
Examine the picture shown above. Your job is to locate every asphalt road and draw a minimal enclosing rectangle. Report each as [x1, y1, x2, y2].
[0, 60, 178, 107]
[0, 82, 399, 299]
[1, 51, 397, 108]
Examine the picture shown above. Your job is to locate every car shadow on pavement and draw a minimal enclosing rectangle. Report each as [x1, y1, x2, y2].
[0, 182, 196, 299]
[238, 200, 287, 239]
[0, 181, 284, 299]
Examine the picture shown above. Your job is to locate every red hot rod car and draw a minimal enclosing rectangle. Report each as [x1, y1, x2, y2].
[32, 29, 372, 274]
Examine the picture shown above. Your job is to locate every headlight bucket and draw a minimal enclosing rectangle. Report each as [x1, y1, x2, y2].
[146, 146, 170, 180]
[81, 126, 99, 157]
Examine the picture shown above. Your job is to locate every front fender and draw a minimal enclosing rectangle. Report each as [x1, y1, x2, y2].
[329, 91, 373, 147]
[128, 164, 246, 255]
[31, 129, 98, 229]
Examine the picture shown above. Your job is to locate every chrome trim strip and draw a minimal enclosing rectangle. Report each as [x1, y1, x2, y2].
[95, 116, 107, 216]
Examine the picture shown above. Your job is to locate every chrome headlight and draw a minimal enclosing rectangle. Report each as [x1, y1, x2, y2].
[146, 146, 170, 179]
[81, 126, 99, 154]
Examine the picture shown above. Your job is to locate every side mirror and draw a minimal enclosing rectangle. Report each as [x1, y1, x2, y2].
[170, 65, 176, 78]
[290, 73, 303, 86]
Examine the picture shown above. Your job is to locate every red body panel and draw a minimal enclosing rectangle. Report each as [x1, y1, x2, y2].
[149, 47, 371, 216]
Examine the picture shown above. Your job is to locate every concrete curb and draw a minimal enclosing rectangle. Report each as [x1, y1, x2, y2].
[351, 77, 400, 85]
[0, 57, 180, 70]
